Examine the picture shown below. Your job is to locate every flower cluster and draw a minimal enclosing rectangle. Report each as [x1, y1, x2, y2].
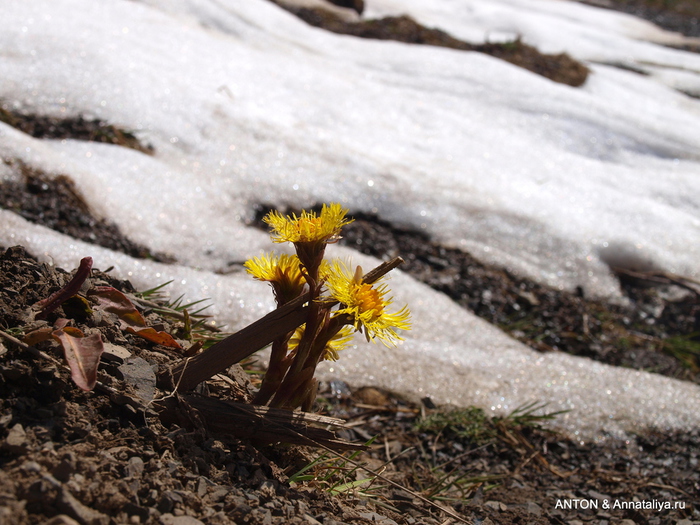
[245, 203, 411, 410]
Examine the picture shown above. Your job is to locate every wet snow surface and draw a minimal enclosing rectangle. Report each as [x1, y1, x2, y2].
[1, 0, 700, 440]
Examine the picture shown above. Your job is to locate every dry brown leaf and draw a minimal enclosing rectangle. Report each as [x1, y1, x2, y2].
[52, 327, 104, 391]
[89, 286, 182, 349]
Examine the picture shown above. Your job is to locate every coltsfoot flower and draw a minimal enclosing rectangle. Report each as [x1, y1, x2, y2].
[263, 203, 353, 246]
[289, 324, 355, 362]
[244, 253, 306, 304]
[325, 261, 411, 346]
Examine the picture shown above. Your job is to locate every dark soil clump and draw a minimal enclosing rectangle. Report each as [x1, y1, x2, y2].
[580, 0, 700, 38]
[0, 102, 153, 154]
[269, 4, 589, 87]
[0, 162, 175, 263]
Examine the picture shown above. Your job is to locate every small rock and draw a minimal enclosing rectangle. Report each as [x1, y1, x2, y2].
[21, 460, 43, 474]
[588, 489, 611, 501]
[358, 512, 398, 525]
[57, 487, 109, 525]
[354, 387, 389, 406]
[207, 487, 229, 503]
[329, 380, 352, 399]
[42, 516, 82, 525]
[122, 501, 150, 522]
[0, 412, 12, 430]
[126, 456, 145, 478]
[4, 423, 29, 454]
[229, 504, 253, 522]
[158, 491, 183, 514]
[196, 476, 215, 498]
[527, 501, 542, 516]
[421, 396, 436, 409]
[159, 514, 205, 525]
[102, 343, 132, 364]
[53, 451, 78, 482]
[258, 480, 276, 500]
[119, 357, 156, 401]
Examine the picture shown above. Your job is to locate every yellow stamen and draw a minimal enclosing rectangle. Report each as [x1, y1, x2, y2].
[352, 283, 384, 322]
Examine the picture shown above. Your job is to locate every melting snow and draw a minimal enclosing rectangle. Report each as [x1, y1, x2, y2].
[1, 0, 700, 439]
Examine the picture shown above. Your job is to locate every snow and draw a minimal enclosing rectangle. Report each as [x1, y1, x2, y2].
[1, 0, 700, 440]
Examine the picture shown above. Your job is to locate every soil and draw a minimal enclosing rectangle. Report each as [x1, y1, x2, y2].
[577, 0, 700, 38]
[338, 213, 700, 384]
[1, 246, 699, 525]
[0, 161, 175, 264]
[269, 2, 590, 87]
[0, 104, 153, 155]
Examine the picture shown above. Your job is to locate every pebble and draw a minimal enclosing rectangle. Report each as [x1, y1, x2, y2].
[20, 460, 42, 474]
[485, 500, 508, 511]
[42, 516, 81, 525]
[57, 487, 109, 525]
[126, 456, 145, 478]
[53, 451, 78, 482]
[159, 515, 204, 525]
[4, 423, 29, 454]
[122, 502, 150, 522]
[102, 342, 132, 363]
[258, 480, 276, 500]
[158, 491, 183, 514]
[359, 512, 398, 525]
[119, 357, 156, 401]
[196, 476, 215, 497]
[229, 503, 253, 522]
[526, 501, 542, 516]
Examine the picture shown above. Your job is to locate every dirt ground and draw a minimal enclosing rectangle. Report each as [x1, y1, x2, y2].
[0, 245, 698, 525]
[2, 1, 700, 524]
[578, 0, 700, 37]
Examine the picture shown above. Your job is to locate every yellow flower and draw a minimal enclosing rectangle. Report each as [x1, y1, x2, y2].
[325, 261, 411, 346]
[289, 325, 354, 362]
[244, 253, 306, 303]
[263, 203, 353, 245]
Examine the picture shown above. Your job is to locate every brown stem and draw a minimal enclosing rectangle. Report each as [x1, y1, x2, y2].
[36, 257, 92, 319]
[161, 257, 404, 393]
[269, 365, 316, 409]
[161, 292, 310, 391]
[252, 336, 293, 405]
